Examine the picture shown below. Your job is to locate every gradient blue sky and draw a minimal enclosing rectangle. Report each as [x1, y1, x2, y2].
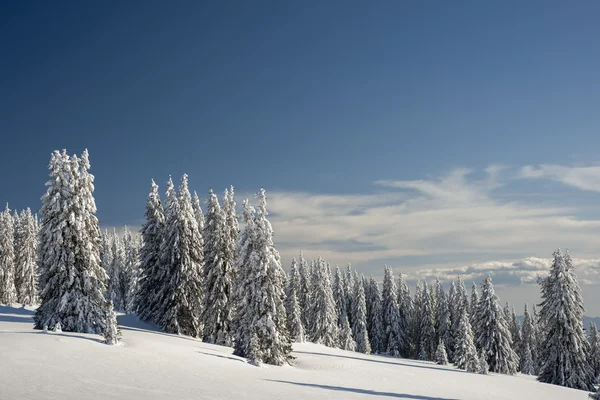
[2, 1, 600, 312]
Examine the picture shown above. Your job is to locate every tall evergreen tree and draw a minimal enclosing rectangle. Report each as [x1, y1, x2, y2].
[202, 189, 235, 345]
[107, 230, 125, 311]
[436, 279, 451, 349]
[469, 282, 479, 326]
[35, 150, 107, 333]
[309, 257, 339, 347]
[298, 252, 312, 330]
[411, 280, 424, 358]
[382, 266, 407, 356]
[192, 191, 205, 234]
[474, 276, 519, 375]
[14, 208, 38, 304]
[521, 303, 539, 374]
[232, 189, 291, 365]
[136, 180, 165, 322]
[367, 276, 385, 354]
[509, 306, 522, 356]
[332, 265, 347, 328]
[397, 271, 412, 356]
[0, 204, 17, 304]
[454, 305, 479, 373]
[155, 175, 204, 337]
[589, 322, 600, 383]
[120, 226, 140, 314]
[345, 264, 355, 331]
[420, 282, 436, 360]
[351, 271, 371, 354]
[537, 249, 594, 390]
[285, 258, 305, 342]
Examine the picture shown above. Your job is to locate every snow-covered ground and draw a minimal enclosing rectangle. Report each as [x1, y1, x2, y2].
[0, 305, 590, 400]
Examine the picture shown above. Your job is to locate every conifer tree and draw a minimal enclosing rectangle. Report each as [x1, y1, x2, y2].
[382, 266, 406, 356]
[192, 191, 205, 234]
[298, 252, 312, 330]
[0, 205, 17, 304]
[155, 175, 204, 337]
[285, 259, 305, 342]
[436, 279, 451, 350]
[351, 271, 371, 354]
[474, 276, 519, 375]
[103, 301, 121, 345]
[436, 341, 449, 365]
[338, 314, 356, 351]
[509, 306, 522, 356]
[14, 208, 38, 305]
[454, 306, 479, 373]
[232, 190, 291, 365]
[231, 199, 256, 357]
[332, 265, 347, 329]
[470, 282, 479, 326]
[367, 276, 385, 354]
[521, 341, 535, 375]
[537, 249, 595, 390]
[397, 272, 413, 356]
[202, 189, 235, 345]
[345, 264, 355, 331]
[35, 150, 107, 333]
[420, 282, 436, 360]
[309, 257, 339, 347]
[589, 322, 600, 383]
[447, 279, 458, 359]
[121, 227, 140, 314]
[107, 230, 125, 311]
[136, 180, 165, 322]
[520, 303, 539, 374]
[478, 350, 489, 375]
[411, 280, 425, 358]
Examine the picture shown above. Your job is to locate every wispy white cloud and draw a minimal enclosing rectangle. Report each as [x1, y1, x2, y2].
[520, 164, 600, 192]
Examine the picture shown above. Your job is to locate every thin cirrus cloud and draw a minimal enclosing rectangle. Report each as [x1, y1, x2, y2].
[263, 165, 600, 276]
[520, 164, 600, 192]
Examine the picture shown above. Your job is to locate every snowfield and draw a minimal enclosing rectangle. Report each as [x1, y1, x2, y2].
[0, 305, 590, 400]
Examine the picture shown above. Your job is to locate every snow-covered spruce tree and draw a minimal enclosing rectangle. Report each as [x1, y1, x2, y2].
[474, 275, 519, 375]
[0, 204, 17, 304]
[382, 266, 407, 356]
[107, 230, 125, 311]
[332, 265, 347, 328]
[446, 279, 458, 359]
[478, 350, 489, 375]
[411, 280, 424, 358]
[537, 249, 595, 390]
[469, 282, 479, 327]
[136, 180, 165, 323]
[285, 258, 305, 342]
[351, 271, 371, 354]
[155, 175, 204, 337]
[35, 150, 108, 333]
[192, 191, 205, 234]
[202, 189, 235, 345]
[232, 189, 291, 366]
[367, 276, 385, 354]
[436, 341, 448, 365]
[420, 282, 436, 360]
[120, 226, 140, 314]
[532, 303, 544, 371]
[589, 322, 600, 383]
[14, 208, 38, 305]
[454, 306, 479, 372]
[509, 306, 522, 356]
[309, 257, 339, 347]
[521, 341, 535, 375]
[339, 314, 356, 351]
[436, 279, 451, 350]
[103, 301, 121, 345]
[297, 252, 312, 331]
[231, 199, 256, 357]
[397, 271, 413, 356]
[520, 303, 539, 374]
[345, 264, 355, 331]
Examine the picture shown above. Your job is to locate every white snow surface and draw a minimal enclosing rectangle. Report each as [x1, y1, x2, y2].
[0, 305, 590, 400]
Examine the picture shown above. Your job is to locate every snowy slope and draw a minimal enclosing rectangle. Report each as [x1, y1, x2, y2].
[0, 305, 590, 400]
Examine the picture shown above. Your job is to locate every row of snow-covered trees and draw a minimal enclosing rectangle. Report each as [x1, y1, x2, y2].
[282, 250, 600, 392]
[0, 205, 39, 306]
[2, 149, 599, 392]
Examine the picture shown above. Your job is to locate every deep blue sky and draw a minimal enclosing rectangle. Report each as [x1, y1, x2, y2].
[1, 1, 599, 227]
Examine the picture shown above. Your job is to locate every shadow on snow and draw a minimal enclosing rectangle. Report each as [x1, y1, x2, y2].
[266, 380, 458, 400]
